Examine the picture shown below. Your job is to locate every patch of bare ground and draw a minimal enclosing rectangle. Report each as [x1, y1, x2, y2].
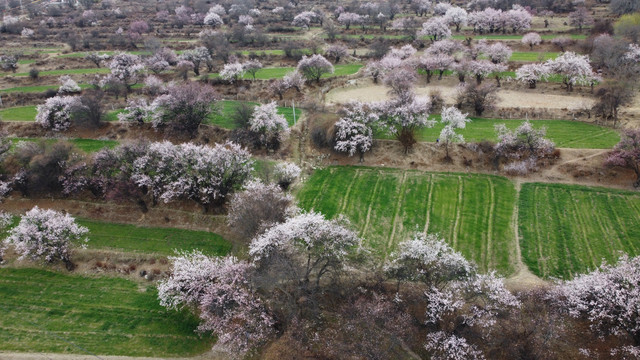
[326, 79, 597, 111]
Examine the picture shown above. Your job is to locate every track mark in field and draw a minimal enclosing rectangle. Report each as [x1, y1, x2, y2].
[590, 195, 624, 255]
[359, 172, 381, 240]
[340, 170, 359, 214]
[533, 186, 548, 277]
[310, 169, 332, 209]
[423, 174, 434, 234]
[386, 171, 408, 260]
[559, 131, 611, 148]
[485, 179, 495, 269]
[568, 191, 598, 270]
[613, 196, 639, 254]
[452, 176, 463, 249]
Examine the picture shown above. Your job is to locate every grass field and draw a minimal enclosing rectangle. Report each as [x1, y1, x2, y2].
[297, 167, 517, 274]
[209, 64, 362, 80]
[0, 105, 123, 122]
[76, 219, 232, 256]
[0, 105, 37, 121]
[0, 268, 213, 356]
[207, 100, 302, 129]
[9, 138, 118, 153]
[0, 83, 92, 93]
[1, 68, 110, 77]
[509, 51, 559, 61]
[378, 117, 620, 149]
[519, 183, 640, 279]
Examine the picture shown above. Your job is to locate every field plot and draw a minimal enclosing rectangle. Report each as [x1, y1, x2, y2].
[0, 268, 212, 356]
[378, 117, 620, 149]
[0, 105, 123, 122]
[77, 219, 231, 256]
[209, 64, 362, 80]
[297, 167, 517, 274]
[207, 100, 301, 129]
[519, 183, 640, 279]
[9, 138, 118, 153]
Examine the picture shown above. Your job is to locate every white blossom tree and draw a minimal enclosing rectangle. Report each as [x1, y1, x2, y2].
[273, 162, 301, 190]
[418, 16, 452, 42]
[249, 102, 290, 149]
[4, 206, 88, 269]
[515, 63, 550, 88]
[220, 62, 245, 83]
[374, 94, 434, 153]
[445, 6, 468, 32]
[242, 59, 262, 80]
[58, 75, 81, 94]
[545, 51, 597, 91]
[337, 12, 363, 30]
[297, 54, 334, 82]
[522, 32, 542, 50]
[35, 96, 84, 131]
[334, 101, 378, 162]
[439, 106, 471, 160]
[556, 255, 640, 354]
[105, 53, 145, 98]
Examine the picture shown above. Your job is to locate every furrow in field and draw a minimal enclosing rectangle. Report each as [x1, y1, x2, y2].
[340, 169, 360, 214]
[386, 171, 408, 259]
[359, 172, 382, 241]
[452, 176, 464, 249]
[486, 178, 495, 269]
[423, 174, 434, 234]
[568, 191, 598, 271]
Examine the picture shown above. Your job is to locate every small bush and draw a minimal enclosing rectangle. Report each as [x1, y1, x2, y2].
[29, 68, 39, 80]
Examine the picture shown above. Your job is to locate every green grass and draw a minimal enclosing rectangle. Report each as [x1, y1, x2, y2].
[0, 106, 123, 123]
[76, 219, 232, 256]
[0, 105, 37, 121]
[297, 166, 517, 275]
[451, 33, 586, 41]
[509, 51, 559, 62]
[0, 83, 93, 93]
[0, 267, 213, 356]
[57, 51, 151, 58]
[1, 68, 110, 77]
[519, 183, 640, 279]
[9, 138, 119, 153]
[209, 64, 362, 80]
[378, 116, 620, 149]
[207, 100, 302, 129]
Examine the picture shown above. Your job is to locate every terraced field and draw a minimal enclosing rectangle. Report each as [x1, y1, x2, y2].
[519, 183, 640, 279]
[9, 138, 119, 153]
[377, 117, 620, 149]
[207, 100, 301, 129]
[297, 167, 517, 274]
[0, 268, 213, 356]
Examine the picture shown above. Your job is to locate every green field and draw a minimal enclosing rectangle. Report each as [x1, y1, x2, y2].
[76, 219, 231, 256]
[382, 117, 620, 149]
[0, 105, 37, 121]
[297, 167, 517, 274]
[0, 268, 213, 356]
[451, 33, 586, 41]
[1, 83, 92, 93]
[207, 100, 302, 129]
[1, 68, 110, 77]
[519, 183, 640, 279]
[509, 51, 559, 62]
[210, 64, 362, 80]
[9, 138, 118, 153]
[0, 106, 123, 122]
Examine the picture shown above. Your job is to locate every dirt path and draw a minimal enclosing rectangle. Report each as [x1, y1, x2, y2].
[326, 82, 596, 110]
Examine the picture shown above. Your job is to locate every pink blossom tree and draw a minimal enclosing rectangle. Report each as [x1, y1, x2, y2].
[35, 96, 84, 131]
[269, 71, 305, 99]
[551, 35, 573, 52]
[128, 20, 149, 43]
[325, 44, 349, 63]
[418, 16, 452, 42]
[419, 53, 454, 82]
[522, 32, 542, 49]
[180, 47, 211, 76]
[273, 162, 301, 190]
[494, 120, 555, 174]
[85, 52, 111, 68]
[204, 9, 224, 27]
[292, 11, 316, 29]
[334, 101, 378, 162]
[605, 129, 640, 187]
[297, 54, 334, 82]
[150, 82, 219, 137]
[505, 7, 532, 33]
[439, 106, 471, 160]
[117, 98, 153, 125]
[4, 206, 88, 269]
[249, 102, 290, 149]
[568, 7, 593, 31]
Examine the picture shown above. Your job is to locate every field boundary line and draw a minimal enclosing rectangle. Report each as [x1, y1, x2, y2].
[359, 172, 381, 240]
[485, 179, 495, 269]
[423, 174, 434, 234]
[339, 170, 359, 214]
[310, 168, 333, 209]
[386, 171, 408, 260]
[452, 176, 463, 248]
